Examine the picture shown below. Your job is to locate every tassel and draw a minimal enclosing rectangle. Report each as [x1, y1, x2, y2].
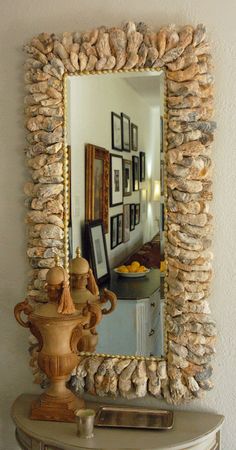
[57, 268, 76, 315]
[87, 268, 99, 297]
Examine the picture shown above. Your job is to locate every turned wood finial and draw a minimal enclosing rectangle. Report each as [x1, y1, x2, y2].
[46, 260, 64, 286]
[70, 247, 89, 275]
[55, 255, 60, 266]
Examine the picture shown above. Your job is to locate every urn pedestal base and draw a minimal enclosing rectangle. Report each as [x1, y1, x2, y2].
[30, 387, 85, 422]
[30, 389, 84, 422]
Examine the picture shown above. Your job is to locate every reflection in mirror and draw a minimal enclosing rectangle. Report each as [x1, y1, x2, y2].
[66, 70, 165, 358]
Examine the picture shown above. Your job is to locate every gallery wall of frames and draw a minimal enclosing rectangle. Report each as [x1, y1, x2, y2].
[67, 75, 162, 270]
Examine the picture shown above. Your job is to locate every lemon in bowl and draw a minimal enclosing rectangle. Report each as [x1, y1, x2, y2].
[114, 261, 149, 277]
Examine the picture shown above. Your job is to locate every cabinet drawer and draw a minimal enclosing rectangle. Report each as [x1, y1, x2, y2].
[45, 446, 62, 450]
[16, 428, 32, 449]
[32, 438, 44, 450]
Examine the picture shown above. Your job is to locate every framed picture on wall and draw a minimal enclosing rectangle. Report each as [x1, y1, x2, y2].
[161, 160, 164, 196]
[160, 116, 164, 153]
[123, 159, 132, 196]
[111, 112, 122, 151]
[85, 144, 109, 233]
[132, 155, 140, 191]
[110, 215, 118, 249]
[131, 123, 138, 151]
[135, 204, 140, 225]
[123, 204, 130, 242]
[160, 203, 165, 232]
[130, 204, 135, 231]
[85, 219, 110, 285]
[117, 213, 123, 245]
[110, 154, 123, 207]
[139, 151, 145, 181]
[121, 113, 130, 152]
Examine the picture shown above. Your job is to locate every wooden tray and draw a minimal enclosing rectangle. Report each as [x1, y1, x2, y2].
[95, 406, 173, 430]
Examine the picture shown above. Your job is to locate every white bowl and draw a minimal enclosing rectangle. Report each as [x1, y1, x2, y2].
[114, 268, 150, 278]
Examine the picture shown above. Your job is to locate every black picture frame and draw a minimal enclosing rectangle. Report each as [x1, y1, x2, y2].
[117, 213, 123, 245]
[160, 203, 165, 232]
[121, 113, 130, 152]
[111, 112, 122, 151]
[139, 151, 145, 181]
[130, 204, 135, 231]
[132, 155, 140, 191]
[110, 215, 118, 249]
[160, 116, 163, 153]
[110, 154, 123, 207]
[131, 123, 138, 151]
[161, 160, 164, 196]
[123, 159, 132, 196]
[135, 203, 140, 225]
[123, 204, 130, 243]
[85, 219, 110, 285]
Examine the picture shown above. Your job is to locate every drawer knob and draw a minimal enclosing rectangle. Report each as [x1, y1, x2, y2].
[150, 302, 155, 307]
[149, 329, 155, 336]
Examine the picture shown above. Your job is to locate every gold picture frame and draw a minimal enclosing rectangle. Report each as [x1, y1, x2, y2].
[85, 144, 110, 233]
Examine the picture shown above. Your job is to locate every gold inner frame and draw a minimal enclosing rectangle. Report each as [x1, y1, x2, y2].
[63, 67, 167, 362]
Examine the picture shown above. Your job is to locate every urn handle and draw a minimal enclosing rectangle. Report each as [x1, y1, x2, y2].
[14, 300, 33, 328]
[99, 288, 117, 315]
[70, 325, 83, 353]
[82, 302, 102, 330]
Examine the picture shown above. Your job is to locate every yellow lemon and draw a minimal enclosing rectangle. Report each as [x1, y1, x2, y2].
[131, 261, 140, 269]
[127, 265, 133, 272]
[117, 265, 129, 273]
[139, 265, 146, 272]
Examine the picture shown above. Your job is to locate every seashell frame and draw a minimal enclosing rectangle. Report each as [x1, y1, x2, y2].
[24, 22, 216, 404]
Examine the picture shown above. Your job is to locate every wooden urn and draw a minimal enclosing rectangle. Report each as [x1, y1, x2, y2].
[14, 262, 102, 422]
[70, 248, 117, 352]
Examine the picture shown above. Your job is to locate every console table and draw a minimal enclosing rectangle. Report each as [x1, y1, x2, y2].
[11, 394, 224, 450]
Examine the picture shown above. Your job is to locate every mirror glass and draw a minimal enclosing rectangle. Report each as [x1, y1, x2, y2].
[66, 70, 165, 358]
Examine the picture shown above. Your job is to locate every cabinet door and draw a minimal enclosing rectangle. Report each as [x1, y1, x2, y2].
[147, 290, 165, 357]
[136, 300, 149, 355]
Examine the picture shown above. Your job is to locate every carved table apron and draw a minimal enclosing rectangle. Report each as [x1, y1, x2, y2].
[11, 394, 224, 450]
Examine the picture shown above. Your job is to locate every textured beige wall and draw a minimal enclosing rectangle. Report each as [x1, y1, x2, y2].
[0, 0, 235, 449]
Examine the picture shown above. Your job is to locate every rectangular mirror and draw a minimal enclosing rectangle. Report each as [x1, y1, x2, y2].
[22, 23, 215, 404]
[66, 70, 165, 358]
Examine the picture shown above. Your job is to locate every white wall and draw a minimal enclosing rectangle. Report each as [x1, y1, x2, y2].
[0, 1, 235, 449]
[68, 74, 160, 267]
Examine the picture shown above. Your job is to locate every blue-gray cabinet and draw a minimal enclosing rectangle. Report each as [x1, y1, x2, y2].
[96, 270, 164, 357]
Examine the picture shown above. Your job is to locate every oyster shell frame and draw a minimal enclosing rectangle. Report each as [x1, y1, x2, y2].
[24, 22, 215, 404]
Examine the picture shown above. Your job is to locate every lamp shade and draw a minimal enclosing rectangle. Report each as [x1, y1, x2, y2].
[152, 180, 160, 202]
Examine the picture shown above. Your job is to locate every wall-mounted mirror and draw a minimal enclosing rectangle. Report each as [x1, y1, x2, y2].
[66, 70, 165, 359]
[23, 23, 215, 403]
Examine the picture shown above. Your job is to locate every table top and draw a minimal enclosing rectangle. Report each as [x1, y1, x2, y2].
[103, 269, 160, 300]
[11, 394, 224, 450]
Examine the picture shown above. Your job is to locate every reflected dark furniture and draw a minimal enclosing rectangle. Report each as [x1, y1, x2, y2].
[125, 234, 160, 269]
